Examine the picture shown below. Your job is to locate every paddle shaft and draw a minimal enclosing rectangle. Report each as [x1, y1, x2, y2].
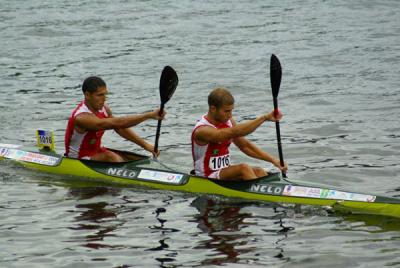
[273, 98, 286, 178]
[154, 103, 165, 153]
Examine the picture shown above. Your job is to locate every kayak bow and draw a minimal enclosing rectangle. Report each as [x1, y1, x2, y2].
[1, 143, 400, 219]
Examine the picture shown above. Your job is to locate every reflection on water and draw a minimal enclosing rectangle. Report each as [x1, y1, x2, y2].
[190, 196, 295, 266]
[342, 213, 400, 232]
[68, 185, 121, 200]
[66, 187, 125, 250]
[146, 195, 181, 268]
[268, 209, 296, 261]
[193, 200, 249, 265]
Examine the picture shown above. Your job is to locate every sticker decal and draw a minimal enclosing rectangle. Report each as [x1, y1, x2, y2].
[1, 148, 59, 166]
[283, 185, 319, 198]
[138, 169, 184, 185]
[0, 148, 10, 157]
[283, 185, 376, 202]
[0, 144, 22, 149]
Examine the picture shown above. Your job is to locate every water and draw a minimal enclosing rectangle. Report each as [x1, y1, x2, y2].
[1, 0, 400, 267]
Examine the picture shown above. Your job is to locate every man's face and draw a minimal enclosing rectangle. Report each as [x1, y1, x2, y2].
[85, 86, 108, 111]
[211, 104, 234, 123]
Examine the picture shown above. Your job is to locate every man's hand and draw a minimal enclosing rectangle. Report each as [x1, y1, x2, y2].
[149, 108, 166, 120]
[272, 158, 288, 173]
[144, 143, 160, 157]
[265, 109, 283, 122]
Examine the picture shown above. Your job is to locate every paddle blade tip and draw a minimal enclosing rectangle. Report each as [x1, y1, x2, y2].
[270, 54, 282, 98]
[270, 54, 282, 72]
[159, 65, 179, 103]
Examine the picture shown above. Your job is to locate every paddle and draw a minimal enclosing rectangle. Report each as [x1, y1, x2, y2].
[270, 54, 286, 178]
[154, 66, 179, 157]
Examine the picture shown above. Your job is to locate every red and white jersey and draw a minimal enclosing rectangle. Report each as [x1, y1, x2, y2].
[65, 100, 109, 159]
[191, 115, 233, 177]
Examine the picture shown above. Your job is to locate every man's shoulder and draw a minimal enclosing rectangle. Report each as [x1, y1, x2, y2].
[193, 118, 216, 135]
[74, 101, 91, 116]
[194, 124, 214, 133]
[74, 112, 96, 123]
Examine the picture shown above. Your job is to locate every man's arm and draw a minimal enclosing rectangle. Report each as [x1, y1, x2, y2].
[195, 110, 281, 144]
[234, 137, 277, 164]
[115, 128, 155, 153]
[233, 136, 287, 172]
[195, 116, 267, 144]
[111, 106, 160, 156]
[75, 108, 163, 132]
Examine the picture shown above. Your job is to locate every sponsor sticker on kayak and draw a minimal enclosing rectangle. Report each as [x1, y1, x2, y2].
[0, 148, 59, 166]
[0, 144, 22, 149]
[138, 169, 184, 185]
[283, 185, 376, 202]
[0, 147, 9, 157]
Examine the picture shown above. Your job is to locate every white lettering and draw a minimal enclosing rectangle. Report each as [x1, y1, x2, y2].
[108, 168, 117, 175]
[251, 184, 261, 192]
[250, 183, 282, 195]
[260, 185, 267, 192]
[274, 187, 282, 194]
[107, 168, 136, 178]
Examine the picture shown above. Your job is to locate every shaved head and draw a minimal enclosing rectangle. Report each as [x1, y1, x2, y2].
[208, 88, 234, 108]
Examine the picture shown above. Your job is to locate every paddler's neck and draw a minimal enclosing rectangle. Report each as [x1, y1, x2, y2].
[84, 99, 99, 114]
[205, 112, 222, 126]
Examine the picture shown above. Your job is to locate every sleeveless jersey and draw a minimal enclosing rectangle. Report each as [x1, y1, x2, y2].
[65, 100, 109, 159]
[191, 115, 233, 177]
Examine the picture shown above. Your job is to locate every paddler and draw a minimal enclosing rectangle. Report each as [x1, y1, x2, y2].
[191, 87, 287, 180]
[65, 76, 164, 162]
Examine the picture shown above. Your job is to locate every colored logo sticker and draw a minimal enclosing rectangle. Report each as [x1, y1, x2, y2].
[137, 169, 184, 185]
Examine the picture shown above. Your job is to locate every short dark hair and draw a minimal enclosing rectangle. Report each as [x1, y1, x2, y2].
[82, 76, 106, 93]
[208, 87, 234, 108]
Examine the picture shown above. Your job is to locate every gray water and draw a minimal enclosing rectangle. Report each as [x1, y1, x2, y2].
[1, 0, 400, 267]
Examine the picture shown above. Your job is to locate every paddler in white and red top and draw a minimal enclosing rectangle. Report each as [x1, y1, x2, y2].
[65, 76, 165, 162]
[191, 88, 287, 180]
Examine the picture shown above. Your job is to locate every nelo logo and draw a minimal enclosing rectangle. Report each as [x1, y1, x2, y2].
[107, 168, 137, 178]
[250, 184, 283, 195]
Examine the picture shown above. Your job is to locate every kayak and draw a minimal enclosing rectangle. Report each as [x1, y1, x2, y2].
[1, 136, 400, 219]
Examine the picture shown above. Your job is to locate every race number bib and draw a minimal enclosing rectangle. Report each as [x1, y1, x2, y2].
[209, 154, 230, 170]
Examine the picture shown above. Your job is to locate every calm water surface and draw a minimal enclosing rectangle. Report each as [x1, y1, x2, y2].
[1, 0, 400, 267]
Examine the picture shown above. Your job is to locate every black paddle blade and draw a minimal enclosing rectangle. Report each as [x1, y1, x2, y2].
[159, 66, 178, 105]
[270, 54, 282, 99]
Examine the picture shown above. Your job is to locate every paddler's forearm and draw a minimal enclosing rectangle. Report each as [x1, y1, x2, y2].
[206, 115, 271, 143]
[239, 139, 276, 163]
[231, 115, 270, 138]
[110, 111, 155, 129]
[75, 111, 158, 131]
[115, 128, 151, 150]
